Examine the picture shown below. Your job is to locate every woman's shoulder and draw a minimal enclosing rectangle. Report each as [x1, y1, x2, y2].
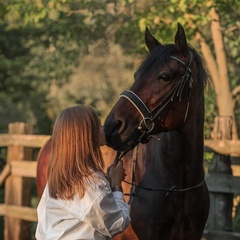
[92, 170, 109, 181]
[90, 171, 110, 190]
[83, 171, 112, 200]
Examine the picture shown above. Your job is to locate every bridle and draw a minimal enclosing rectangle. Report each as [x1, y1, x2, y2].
[122, 144, 205, 203]
[115, 50, 204, 201]
[120, 50, 194, 143]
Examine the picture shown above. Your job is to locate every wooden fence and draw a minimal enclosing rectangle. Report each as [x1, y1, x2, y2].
[0, 122, 240, 240]
[203, 154, 240, 240]
[0, 123, 50, 240]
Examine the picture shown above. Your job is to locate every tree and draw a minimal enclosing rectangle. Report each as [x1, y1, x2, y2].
[195, 5, 240, 139]
[0, 0, 239, 138]
[0, 0, 146, 133]
[133, 0, 240, 138]
[0, 1, 82, 132]
[0, 0, 113, 133]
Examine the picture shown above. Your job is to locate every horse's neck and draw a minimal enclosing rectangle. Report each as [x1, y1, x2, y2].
[136, 126, 204, 186]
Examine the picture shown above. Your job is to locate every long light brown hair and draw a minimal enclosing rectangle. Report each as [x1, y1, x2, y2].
[48, 105, 104, 200]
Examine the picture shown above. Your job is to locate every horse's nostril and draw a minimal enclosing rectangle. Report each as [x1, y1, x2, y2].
[117, 119, 126, 135]
[104, 114, 130, 150]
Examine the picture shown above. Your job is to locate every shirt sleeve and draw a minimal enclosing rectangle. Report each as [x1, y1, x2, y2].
[84, 187, 131, 238]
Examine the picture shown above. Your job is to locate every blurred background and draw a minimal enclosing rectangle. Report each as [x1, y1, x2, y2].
[0, 0, 239, 138]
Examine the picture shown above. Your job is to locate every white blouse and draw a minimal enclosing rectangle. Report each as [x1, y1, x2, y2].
[35, 171, 130, 240]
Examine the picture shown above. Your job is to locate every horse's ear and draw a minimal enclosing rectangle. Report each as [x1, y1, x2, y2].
[145, 27, 162, 52]
[174, 23, 188, 56]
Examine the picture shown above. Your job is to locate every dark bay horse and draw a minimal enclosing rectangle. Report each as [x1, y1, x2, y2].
[103, 23, 210, 240]
[36, 23, 209, 240]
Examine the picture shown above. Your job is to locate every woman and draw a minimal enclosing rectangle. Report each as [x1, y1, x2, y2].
[35, 105, 130, 239]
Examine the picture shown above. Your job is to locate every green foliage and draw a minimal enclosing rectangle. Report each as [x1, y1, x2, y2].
[48, 42, 135, 122]
[0, 0, 101, 133]
[0, 0, 239, 137]
[135, 0, 239, 138]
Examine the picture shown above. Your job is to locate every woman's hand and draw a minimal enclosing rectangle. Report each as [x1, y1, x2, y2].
[108, 160, 126, 188]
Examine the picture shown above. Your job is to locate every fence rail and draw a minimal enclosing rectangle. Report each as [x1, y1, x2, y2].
[0, 204, 37, 222]
[0, 122, 240, 239]
[205, 173, 240, 194]
[0, 134, 50, 148]
[203, 230, 240, 240]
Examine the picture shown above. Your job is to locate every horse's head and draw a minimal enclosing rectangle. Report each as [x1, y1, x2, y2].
[104, 23, 207, 152]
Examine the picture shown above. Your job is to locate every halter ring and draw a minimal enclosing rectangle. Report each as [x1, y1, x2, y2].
[138, 117, 155, 133]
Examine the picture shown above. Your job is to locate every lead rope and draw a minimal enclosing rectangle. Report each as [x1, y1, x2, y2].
[115, 147, 138, 204]
[125, 146, 138, 204]
[121, 144, 205, 198]
[124, 174, 205, 197]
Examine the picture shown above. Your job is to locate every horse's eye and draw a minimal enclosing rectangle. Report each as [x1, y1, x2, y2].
[158, 74, 171, 82]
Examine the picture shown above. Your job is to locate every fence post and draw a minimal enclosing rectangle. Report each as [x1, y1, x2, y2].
[207, 116, 233, 231]
[4, 122, 33, 240]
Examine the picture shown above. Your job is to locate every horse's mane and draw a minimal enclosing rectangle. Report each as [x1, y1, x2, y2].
[189, 45, 210, 88]
[135, 44, 209, 88]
